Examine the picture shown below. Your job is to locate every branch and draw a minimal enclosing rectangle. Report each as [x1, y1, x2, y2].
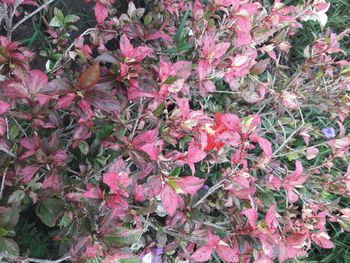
[0, 167, 8, 200]
[0, 253, 71, 263]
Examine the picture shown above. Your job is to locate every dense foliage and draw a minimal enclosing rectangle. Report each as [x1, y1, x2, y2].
[0, 0, 350, 262]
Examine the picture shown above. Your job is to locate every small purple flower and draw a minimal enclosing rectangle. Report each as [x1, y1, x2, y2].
[322, 127, 336, 139]
[202, 184, 209, 190]
[153, 247, 163, 263]
[154, 247, 163, 256]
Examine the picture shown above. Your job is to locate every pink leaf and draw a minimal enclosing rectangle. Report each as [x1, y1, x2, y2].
[132, 127, 158, 147]
[161, 184, 178, 216]
[94, 1, 108, 25]
[186, 142, 207, 163]
[216, 244, 239, 263]
[191, 245, 213, 262]
[286, 188, 299, 204]
[131, 46, 153, 62]
[120, 34, 134, 58]
[306, 147, 319, 160]
[83, 184, 104, 199]
[312, 232, 334, 249]
[265, 204, 278, 231]
[0, 100, 10, 115]
[241, 208, 258, 229]
[217, 131, 241, 146]
[174, 176, 205, 196]
[198, 60, 211, 80]
[18, 166, 41, 183]
[257, 137, 272, 157]
[36, 94, 50, 106]
[221, 114, 241, 131]
[0, 118, 7, 136]
[286, 232, 309, 247]
[214, 42, 231, 59]
[287, 160, 306, 186]
[328, 137, 350, 148]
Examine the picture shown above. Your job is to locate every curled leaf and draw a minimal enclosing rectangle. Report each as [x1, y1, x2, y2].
[78, 63, 100, 90]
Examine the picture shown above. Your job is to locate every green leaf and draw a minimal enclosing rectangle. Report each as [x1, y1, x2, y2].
[174, 9, 190, 43]
[164, 76, 178, 84]
[0, 207, 19, 230]
[53, 7, 64, 21]
[153, 103, 165, 117]
[96, 125, 114, 139]
[79, 141, 89, 155]
[103, 228, 144, 248]
[64, 14, 80, 24]
[257, 189, 276, 207]
[7, 190, 25, 204]
[35, 198, 64, 227]
[169, 167, 181, 177]
[119, 257, 142, 263]
[144, 13, 153, 25]
[0, 227, 8, 237]
[0, 237, 19, 256]
[49, 16, 62, 27]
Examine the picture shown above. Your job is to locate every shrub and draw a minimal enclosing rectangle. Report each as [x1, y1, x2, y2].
[0, 0, 350, 262]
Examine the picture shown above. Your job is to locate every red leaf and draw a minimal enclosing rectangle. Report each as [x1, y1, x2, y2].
[103, 170, 131, 194]
[55, 93, 76, 110]
[191, 245, 213, 262]
[132, 127, 162, 160]
[78, 63, 100, 90]
[160, 184, 178, 216]
[18, 166, 41, 183]
[27, 70, 48, 95]
[1, 80, 28, 99]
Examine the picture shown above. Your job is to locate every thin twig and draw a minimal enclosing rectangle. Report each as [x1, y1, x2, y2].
[0, 144, 16, 157]
[11, 0, 57, 35]
[192, 179, 226, 208]
[0, 252, 71, 263]
[0, 167, 8, 200]
[11, 116, 28, 137]
[26, 255, 71, 263]
[272, 108, 305, 156]
[129, 97, 144, 141]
